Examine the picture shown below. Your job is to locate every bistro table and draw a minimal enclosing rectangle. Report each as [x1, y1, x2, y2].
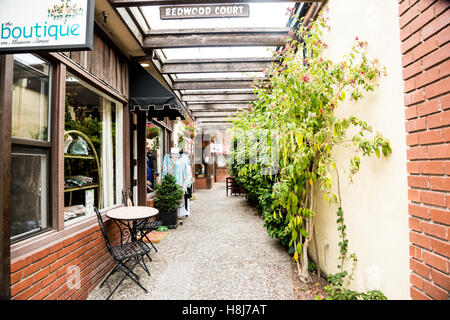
[106, 206, 159, 244]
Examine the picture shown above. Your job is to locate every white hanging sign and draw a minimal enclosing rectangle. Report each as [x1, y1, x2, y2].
[210, 143, 223, 153]
[0, 0, 94, 53]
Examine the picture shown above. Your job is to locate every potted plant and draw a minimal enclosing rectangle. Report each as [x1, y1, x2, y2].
[154, 173, 184, 229]
[146, 123, 160, 139]
[185, 122, 196, 138]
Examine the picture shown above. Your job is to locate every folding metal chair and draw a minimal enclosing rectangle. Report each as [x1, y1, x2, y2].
[95, 207, 151, 300]
[121, 187, 162, 253]
[226, 177, 233, 196]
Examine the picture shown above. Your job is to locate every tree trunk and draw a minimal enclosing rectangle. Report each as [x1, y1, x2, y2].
[297, 180, 315, 284]
[298, 216, 314, 283]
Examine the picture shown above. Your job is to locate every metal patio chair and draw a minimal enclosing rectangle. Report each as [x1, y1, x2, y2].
[122, 187, 162, 253]
[95, 207, 151, 300]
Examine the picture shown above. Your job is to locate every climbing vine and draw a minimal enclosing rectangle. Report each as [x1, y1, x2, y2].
[229, 8, 392, 291]
[318, 170, 387, 299]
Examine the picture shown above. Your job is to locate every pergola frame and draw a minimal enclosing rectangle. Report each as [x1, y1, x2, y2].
[161, 57, 277, 74]
[110, 0, 323, 7]
[173, 77, 267, 90]
[108, 0, 326, 126]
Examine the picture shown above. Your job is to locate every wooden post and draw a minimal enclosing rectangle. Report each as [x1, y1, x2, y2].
[0, 54, 13, 300]
[52, 62, 66, 231]
[203, 134, 212, 189]
[123, 104, 131, 191]
[137, 112, 147, 206]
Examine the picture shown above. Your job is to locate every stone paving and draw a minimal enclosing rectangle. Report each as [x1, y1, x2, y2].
[87, 182, 294, 300]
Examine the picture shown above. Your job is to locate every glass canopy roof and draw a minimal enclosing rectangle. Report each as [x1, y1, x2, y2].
[141, 2, 295, 62]
[118, 1, 309, 128]
[141, 3, 296, 30]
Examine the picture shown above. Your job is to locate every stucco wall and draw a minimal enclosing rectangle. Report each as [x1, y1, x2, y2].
[311, 0, 410, 299]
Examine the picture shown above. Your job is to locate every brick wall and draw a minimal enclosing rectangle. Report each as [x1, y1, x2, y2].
[215, 167, 230, 182]
[10, 220, 120, 300]
[399, 0, 450, 300]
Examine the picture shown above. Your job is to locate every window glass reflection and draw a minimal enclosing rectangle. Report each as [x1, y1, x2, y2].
[12, 54, 51, 141]
[11, 150, 49, 240]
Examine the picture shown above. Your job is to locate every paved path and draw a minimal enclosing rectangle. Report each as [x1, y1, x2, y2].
[88, 182, 294, 300]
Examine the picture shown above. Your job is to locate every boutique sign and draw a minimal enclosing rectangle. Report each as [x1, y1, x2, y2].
[160, 4, 249, 20]
[0, 0, 94, 53]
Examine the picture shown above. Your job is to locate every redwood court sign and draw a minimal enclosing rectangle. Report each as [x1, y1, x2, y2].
[0, 0, 94, 53]
[160, 4, 250, 20]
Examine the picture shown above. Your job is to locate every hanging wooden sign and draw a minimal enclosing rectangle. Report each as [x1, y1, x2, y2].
[160, 4, 250, 20]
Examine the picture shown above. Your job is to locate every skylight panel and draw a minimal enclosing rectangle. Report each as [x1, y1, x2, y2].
[162, 46, 276, 60]
[141, 3, 296, 30]
[174, 72, 266, 79]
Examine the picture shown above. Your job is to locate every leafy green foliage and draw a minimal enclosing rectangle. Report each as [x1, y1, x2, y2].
[229, 10, 392, 284]
[317, 207, 388, 300]
[154, 174, 184, 212]
[146, 124, 161, 139]
[65, 93, 106, 181]
[308, 259, 318, 273]
[65, 93, 103, 157]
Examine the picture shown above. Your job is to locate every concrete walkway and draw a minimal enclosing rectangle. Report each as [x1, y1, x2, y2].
[87, 182, 294, 300]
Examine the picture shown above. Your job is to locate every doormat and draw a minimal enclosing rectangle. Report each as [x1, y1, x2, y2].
[143, 231, 169, 244]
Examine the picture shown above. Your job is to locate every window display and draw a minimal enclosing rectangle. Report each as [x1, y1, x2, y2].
[64, 73, 123, 223]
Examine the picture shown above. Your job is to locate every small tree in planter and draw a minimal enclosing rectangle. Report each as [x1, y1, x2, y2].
[154, 174, 184, 229]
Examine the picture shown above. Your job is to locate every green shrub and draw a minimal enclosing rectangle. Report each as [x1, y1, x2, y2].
[154, 174, 184, 212]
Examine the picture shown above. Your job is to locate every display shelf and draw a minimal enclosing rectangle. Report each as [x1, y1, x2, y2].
[64, 184, 99, 193]
[64, 130, 102, 209]
[64, 154, 96, 160]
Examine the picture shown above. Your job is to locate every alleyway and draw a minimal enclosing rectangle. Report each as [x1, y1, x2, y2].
[88, 182, 296, 300]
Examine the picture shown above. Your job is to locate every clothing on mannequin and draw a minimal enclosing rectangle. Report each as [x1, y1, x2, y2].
[162, 147, 193, 217]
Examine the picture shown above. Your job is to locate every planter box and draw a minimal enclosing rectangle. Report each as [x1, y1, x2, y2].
[195, 177, 215, 189]
[159, 210, 178, 229]
[195, 177, 207, 189]
[147, 191, 156, 207]
[215, 174, 230, 182]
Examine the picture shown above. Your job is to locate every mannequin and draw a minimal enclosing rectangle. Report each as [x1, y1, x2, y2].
[162, 147, 193, 218]
[170, 147, 180, 155]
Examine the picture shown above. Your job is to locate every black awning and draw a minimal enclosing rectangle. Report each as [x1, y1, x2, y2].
[129, 62, 186, 120]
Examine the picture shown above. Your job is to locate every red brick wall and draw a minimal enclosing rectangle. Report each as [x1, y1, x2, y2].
[10, 220, 120, 300]
[215, 167, 230, 182]
[399, 0, 450, 300]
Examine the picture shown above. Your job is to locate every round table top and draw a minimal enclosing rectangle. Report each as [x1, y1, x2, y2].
[106, 206, 159, 220]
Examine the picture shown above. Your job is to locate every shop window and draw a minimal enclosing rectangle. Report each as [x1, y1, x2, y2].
[64, 73, 123, 223]
[12, 54, 51, 141]
[10, 149, 50, 240]
[10, 54, 52, 241]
